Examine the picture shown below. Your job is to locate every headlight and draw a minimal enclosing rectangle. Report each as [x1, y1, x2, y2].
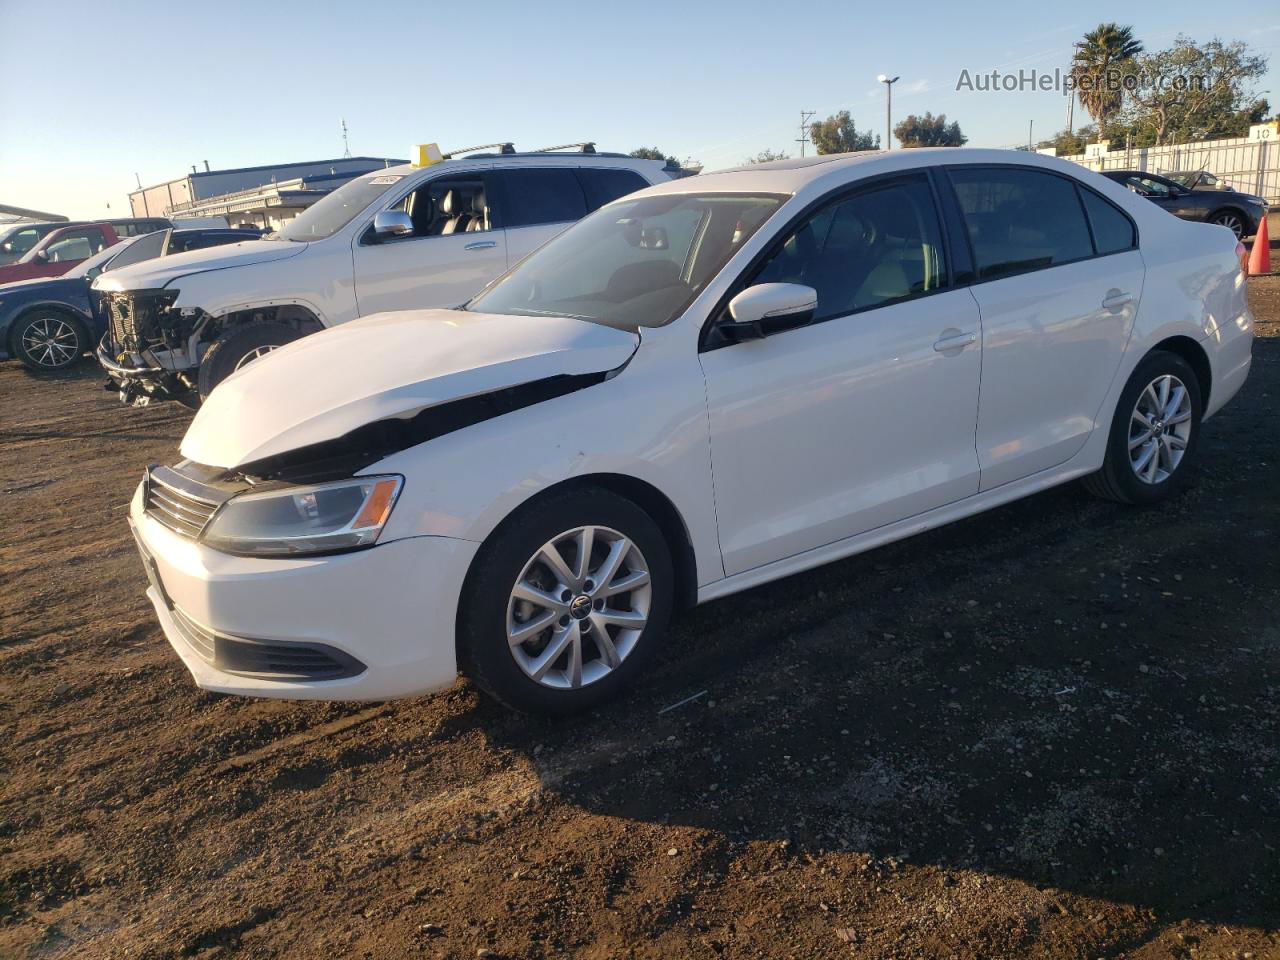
[202, 475, 402, 557]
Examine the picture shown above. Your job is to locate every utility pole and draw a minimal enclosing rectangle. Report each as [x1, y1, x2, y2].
[341, 118, 352, 158]
[1029, 119, 1034, 151]
[797, 110, 816, 157]
[878, 75, 900, 149]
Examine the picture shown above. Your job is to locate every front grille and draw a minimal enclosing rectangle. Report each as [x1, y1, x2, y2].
[169, 604, 365, 681]
[145, 470, 220, 538]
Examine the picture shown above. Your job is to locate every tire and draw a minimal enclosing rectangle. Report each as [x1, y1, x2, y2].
[1082, 350, 1202, 505]
[458, 487, 675, 715]
[1208, 208, 1246, 240]
[11, 309, 86, 371]
[197, 321, 301, 400]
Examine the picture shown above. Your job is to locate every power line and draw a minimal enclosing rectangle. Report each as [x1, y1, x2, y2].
[797, 111, 816, 157]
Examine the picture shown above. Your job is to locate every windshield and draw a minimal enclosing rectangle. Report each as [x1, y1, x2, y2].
[466, 192, 787, 329]
[275, 172, 407, 241]
[1168, 173, 1193, 187]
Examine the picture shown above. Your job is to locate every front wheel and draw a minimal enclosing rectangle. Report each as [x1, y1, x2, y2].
[197, 320, 301, 400]
[1083, 350, 1202, 504]
[12, 310, 86, 371]
[458, 488, 674, 715]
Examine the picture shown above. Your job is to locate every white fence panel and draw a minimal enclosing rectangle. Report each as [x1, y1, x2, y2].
[1059, 133, 1278, 202]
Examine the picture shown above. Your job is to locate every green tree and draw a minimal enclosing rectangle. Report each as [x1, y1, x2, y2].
[807, 111, 879, 154]
[629, 147, 673, 162]
[742, 149, 790, 164]
[893, 112, 967, 147]
[1070, 23, 1144, 125]
[1119, 37, 1269, 144]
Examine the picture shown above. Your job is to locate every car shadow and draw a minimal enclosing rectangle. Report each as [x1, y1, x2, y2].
[472, 340, 1279, 931]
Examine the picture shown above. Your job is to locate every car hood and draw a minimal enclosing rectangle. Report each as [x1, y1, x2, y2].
[0, 275, 86, 297]
[93, 239, 307, 292]
[181, 309, 640, 468]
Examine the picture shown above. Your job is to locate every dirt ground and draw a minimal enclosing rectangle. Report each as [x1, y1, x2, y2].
[2, 280, 1278, 960]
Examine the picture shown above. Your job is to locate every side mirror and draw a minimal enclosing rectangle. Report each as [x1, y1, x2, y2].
[372, 210, 414, 239]
[34, 249, 50, 262]
[721, 283, 818, 342]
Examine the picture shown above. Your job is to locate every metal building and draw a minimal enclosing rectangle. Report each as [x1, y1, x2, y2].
[129, 157, 404, 229]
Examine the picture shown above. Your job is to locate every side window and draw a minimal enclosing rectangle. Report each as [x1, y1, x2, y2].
[948, 168, 1093, 280]
[499, 169, 588, 227]
[46, 228, 106, 261]
[577, 169, 649, 211]
[385, 176, 490, 238]
[1080, 189, 1136, 255]
[3, 227, 41, 255]
[753, 177, 949, 319]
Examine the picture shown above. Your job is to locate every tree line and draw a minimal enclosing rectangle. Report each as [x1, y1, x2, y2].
[632, 25, 1270, 167]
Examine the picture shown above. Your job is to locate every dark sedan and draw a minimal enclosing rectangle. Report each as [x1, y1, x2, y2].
[0, 227, 259, 371]
[1100, 170, 1267, 240]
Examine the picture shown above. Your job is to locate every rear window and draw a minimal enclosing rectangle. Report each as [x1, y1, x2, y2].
[499, 169, 588, 227]
[1080, 189, 1136, 255]
[948, 167, 1094, 279]
[577, 168, 650, 211]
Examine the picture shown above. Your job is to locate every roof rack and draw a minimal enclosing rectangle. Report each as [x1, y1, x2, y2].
[532, 142, 597, 154]
[441, 142, 516, 159]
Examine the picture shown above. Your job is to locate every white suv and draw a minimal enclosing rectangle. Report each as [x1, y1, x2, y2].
[95, 145, 676, 404]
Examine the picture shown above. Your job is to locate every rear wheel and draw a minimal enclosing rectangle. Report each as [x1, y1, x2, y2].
[12, 310, 86, 371]
[1083, 350, 1202, 504]
[197, 320, 301, 400]
[458, 488, 674, 715]
[1208, 208, 1245, 240]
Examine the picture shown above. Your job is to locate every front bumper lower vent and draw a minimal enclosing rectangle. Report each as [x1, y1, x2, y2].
[170, 605, 366, 681]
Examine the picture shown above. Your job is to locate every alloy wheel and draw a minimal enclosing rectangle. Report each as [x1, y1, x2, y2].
[20, 316, 80, 368]
[1212, 212, 1244, 239]
[506, 525, 651, 689]
[1128, 374, 1192, 484]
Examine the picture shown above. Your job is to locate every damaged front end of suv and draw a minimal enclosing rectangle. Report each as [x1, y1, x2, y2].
[98, 289, 205, 406]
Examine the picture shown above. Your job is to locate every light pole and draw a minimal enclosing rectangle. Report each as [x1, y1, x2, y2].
[878, 74, 899, 149]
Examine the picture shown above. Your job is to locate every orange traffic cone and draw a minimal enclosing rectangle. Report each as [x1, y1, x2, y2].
[1249, 212, 1272, 276]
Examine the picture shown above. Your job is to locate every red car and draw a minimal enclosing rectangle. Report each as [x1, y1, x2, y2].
[0, 222, 121, 284]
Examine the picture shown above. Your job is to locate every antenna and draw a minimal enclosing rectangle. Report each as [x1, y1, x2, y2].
[797, 110, 816, 158]
[341, 118, 352, 158]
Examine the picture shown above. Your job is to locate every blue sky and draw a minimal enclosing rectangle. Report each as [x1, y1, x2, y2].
[1, 0, 1276, 218]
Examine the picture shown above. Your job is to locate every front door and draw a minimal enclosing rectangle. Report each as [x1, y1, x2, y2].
[352, 171, 507, 316]
[700, 174, 983, 576]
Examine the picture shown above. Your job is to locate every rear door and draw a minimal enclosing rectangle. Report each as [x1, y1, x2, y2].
[490, 167, 590, 266]
[945, 165, 1144, 490]
[351, 168, 508, 315]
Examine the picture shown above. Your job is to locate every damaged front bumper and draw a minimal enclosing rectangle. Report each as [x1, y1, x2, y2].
[97, 288, 199, 405]
[97, 337, 196, 405]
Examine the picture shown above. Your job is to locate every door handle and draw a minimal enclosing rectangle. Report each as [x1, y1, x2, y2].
[464, 240, 497, 251]
[1102, 290, 1133, 311]
[933, 331, 976, 352]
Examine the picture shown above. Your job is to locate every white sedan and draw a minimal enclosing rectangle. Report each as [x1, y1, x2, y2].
[128, 149, 1254, 714]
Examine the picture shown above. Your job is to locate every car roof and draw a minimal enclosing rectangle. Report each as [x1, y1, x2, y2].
[637, 148, 1108, 199]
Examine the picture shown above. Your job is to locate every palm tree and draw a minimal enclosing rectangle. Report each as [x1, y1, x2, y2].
[1071, 24, 1144, 126]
